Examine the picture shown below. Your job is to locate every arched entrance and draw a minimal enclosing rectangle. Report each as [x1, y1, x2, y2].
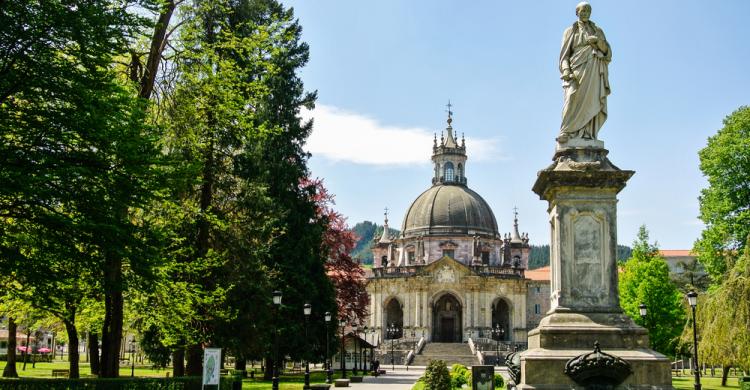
[432, 293, 462, 342]
[491, 298, 510, 341]
[384, 298, 403, 339]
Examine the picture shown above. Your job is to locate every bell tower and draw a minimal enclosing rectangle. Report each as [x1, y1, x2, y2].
[432, 102, 468, 186]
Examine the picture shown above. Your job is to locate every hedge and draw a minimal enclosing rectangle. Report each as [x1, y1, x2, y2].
[0, 376, 237, 390]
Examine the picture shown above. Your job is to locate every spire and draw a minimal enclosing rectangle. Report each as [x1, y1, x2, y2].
[444, 100, 458, 148]
[379, 207, 391, 244]
[511, 206, 523, 243]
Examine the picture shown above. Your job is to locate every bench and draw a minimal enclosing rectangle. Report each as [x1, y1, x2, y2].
[334, 378, 350, 387]
[52, 369, 70, 378]
[349, 376, 363, 383]
[309, 385, 331, 390]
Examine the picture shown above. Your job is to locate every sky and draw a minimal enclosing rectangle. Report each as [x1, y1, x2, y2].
[286, 0, 750, 250]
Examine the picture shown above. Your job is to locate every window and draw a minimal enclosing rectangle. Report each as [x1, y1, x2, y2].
[408, 251, 415, 263]
[457, 164, 463, 180]
[443, 162, 454, 182]
[534, 304, 541, 314]
[535, 286, 541, 294]
[443, 249, 455, 259]
[481, 251, 490, 265]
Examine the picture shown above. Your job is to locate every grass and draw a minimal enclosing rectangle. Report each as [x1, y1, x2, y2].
[673, 376, 742, 390]
[0, 359, 170, 378]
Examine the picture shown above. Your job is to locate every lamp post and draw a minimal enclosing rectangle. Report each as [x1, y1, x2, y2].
[352, 323, 359, 376]
[361, 326, 368, 372]
[386, 323, 399, 371]
[687, 291, 701, 390]
[129, 340, 135, 377]
[325, 312, 333, 384]
[303, 303, 311, 389]
[272, 290, 282, 390]
[491, 323, 505, 367]
[340, 319, 347, 379]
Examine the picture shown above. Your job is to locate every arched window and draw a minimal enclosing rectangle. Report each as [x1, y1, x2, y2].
[443, 162, 454, 182]
[457, 164, 463, 180]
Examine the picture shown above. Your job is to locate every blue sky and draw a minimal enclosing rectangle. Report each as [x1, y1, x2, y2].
[287, 1, 750, 249]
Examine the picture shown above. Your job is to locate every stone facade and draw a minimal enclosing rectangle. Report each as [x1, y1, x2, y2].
[364, 112, 549, 349]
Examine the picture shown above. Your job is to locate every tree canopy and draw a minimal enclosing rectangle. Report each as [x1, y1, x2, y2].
[619, 226, 685, 356]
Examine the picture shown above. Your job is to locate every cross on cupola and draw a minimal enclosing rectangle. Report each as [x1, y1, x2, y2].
[431, 101, 468, 186]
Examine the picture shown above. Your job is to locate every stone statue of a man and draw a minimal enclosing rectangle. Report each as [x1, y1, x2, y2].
[558, 2, 611, 143]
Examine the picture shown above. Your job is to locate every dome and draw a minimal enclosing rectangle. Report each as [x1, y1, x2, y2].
[401, 184, 499, 238]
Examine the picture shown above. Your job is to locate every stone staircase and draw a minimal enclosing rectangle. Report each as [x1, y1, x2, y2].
[411, 342, 478, 367]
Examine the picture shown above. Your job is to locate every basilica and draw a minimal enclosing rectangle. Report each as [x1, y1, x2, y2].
[365, 112, 550, 350]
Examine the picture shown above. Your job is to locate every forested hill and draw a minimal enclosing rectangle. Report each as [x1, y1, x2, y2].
[528, 245, 633, 269]
[350, 221, 400, 264]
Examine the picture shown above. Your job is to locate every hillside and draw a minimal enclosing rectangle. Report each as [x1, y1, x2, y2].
[350, 221, 400, 264]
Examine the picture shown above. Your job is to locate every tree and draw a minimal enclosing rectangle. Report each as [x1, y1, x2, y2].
[311, 180, 369, 323]
[694, 237, 750, 384]
[694, 106, 750, 281]
[619, 226, 685, 356]
[0, 0, 164, 378]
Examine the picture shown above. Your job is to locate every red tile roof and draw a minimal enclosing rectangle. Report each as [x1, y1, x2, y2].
[659, 250, 694, 257]
[526, 266, 550, 281]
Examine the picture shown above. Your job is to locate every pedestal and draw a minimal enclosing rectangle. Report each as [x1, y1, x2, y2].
[520, 143, 672, 390]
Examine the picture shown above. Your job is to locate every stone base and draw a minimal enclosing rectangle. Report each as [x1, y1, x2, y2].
[518, 348, 672, 390]
[518, 312, 672, 390]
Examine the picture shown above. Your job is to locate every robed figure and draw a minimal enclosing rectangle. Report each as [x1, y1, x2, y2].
[558, 2, 611, 142]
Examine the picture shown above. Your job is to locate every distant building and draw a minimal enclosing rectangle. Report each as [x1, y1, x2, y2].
[363, 111, 550, 351]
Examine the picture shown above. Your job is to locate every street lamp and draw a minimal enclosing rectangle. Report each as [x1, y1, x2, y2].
[272, 290, 282, 390]
[325, 312, 333, 384]
[362, 326, 369, 372]
[303, 303, 312, 390]
[340, 319, 348, 379]
[352, 323, 359, 376]
[129, 340, 135, 377]
[687, 291, 701, 390]
[491, 324, 505, 367]
[386, 323, 399, 371]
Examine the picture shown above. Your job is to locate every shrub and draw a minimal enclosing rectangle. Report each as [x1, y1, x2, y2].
[495, 373, 504, 388]
[450, 364, 471, 388]
[423, 360, 451, 390]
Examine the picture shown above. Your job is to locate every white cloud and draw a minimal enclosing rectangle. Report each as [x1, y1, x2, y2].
[303, 104, 501, 165]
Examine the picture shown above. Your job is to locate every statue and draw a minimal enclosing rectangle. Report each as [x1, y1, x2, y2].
[558, 2, 611, 144]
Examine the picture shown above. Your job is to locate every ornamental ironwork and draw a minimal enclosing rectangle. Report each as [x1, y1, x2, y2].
[564, 341, 632, 388]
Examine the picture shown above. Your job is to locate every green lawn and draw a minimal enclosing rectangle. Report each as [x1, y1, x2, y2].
[673, 376, 741, 390]
[0, 359, 170, 378]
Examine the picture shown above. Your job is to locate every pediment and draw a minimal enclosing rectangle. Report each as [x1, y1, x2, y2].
[422, 256, 474, 283]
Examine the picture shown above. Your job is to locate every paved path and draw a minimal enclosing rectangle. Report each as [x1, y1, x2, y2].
[349, 366, 424, 389]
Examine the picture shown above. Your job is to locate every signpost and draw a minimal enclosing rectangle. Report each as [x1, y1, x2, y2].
[203, 348, 222, 389]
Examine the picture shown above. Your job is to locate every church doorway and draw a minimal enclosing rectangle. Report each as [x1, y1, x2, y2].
[384, 298, 403, 338]
[491, 299, 510, 341]
[432, 293, 462, 342]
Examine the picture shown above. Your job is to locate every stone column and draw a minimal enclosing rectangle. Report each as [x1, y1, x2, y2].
[518, 144, 671, 390]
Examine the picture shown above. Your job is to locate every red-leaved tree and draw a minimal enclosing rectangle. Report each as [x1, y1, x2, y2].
[307, 178, 370, 324]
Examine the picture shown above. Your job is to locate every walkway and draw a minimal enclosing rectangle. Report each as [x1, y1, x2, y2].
[349, 366, 424, 390]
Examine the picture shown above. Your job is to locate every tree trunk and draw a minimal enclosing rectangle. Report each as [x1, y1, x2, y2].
[2, 317, 18, 378]
[263, 356, 273, 380]
[100, 251, 124, 377]
[136, 0, 176, 99]
[234, 357, 246, 372]
[63, 319, 80, 378]
[722, 365, 731, 386]
[22, 331, 30, 371]
[185, 344, 203, 376]
[172, 348, 185, 377]
[88, 332, 100, 376]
